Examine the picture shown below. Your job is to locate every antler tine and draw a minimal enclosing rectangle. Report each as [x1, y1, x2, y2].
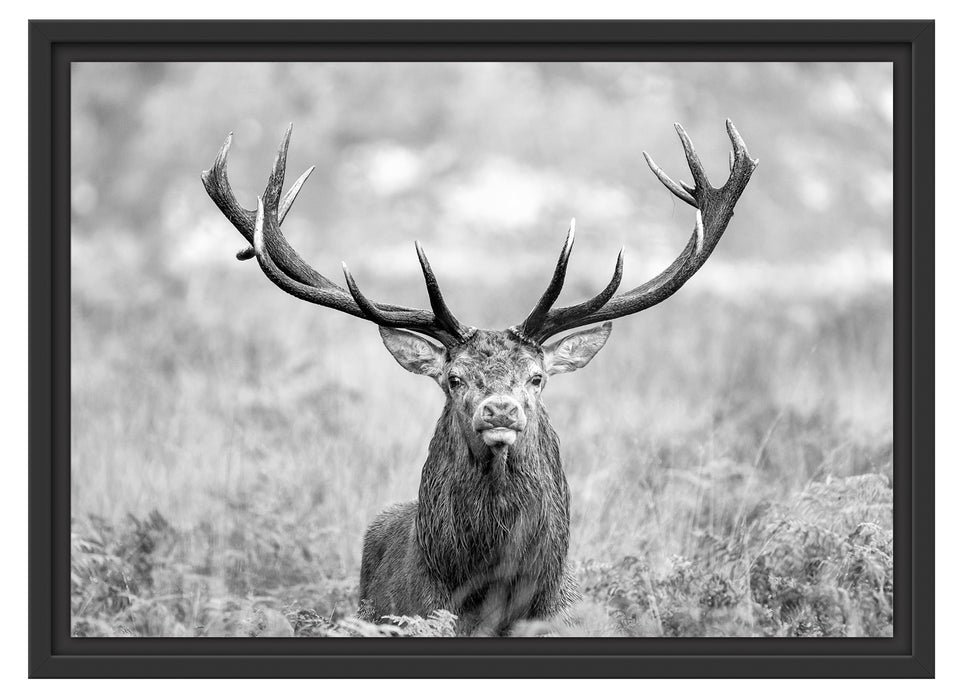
[674, 122, 711, 191]
[341, 259, 468, 347]
[513, 120, 757, 342]
[517, 219, 576, 336]
[726, 118, 760, 171]
[201, 130, 257, 261]
[415, 241, 469, 338]
[263, 123, 292, 210]
[279, 166, 316, 222]
[643, 151, 697, 207]
[202, 131, 255, 239]
[341, 262, 392, 324]
[528, 248, 625, 344]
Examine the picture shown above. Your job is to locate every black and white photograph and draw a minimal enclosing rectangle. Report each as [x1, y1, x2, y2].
[68, 60, 896, 639]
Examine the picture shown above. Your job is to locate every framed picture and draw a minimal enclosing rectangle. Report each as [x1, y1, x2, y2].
[29, 20, 934, 677]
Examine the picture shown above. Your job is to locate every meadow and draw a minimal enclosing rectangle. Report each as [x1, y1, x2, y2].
[71, 277, 893, 637]
[70, 61, 893, 637]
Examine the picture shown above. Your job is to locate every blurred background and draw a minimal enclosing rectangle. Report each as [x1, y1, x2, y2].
[71, 62, 894, 637]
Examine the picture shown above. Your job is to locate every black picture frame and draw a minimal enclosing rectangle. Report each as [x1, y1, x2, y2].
[29, 19, 935, 678]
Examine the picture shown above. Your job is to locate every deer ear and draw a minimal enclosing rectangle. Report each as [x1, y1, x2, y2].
[543, 322, 612, 375]
[378, 327, 446, 381]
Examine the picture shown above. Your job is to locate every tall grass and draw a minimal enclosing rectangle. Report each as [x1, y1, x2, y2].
[71, 264, 892, 636]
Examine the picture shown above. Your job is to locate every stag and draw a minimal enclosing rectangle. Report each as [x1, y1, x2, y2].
[202, 121, 757, 635]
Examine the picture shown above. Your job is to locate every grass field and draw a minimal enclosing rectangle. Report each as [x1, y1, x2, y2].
[71, 263, 893, 637]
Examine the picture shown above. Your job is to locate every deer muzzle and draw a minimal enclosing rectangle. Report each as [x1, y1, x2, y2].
[473, 396, 527, 449]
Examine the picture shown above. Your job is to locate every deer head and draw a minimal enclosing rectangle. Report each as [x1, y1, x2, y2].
[201, 121, 757, 466]
[378, 322, 611, 469]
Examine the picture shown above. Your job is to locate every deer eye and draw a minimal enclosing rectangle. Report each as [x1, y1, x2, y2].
[447, 374, 463, 390]
[529, 374, 543, 387]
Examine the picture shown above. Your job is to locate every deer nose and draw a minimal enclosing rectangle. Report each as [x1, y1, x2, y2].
[478, 397, 523, 429]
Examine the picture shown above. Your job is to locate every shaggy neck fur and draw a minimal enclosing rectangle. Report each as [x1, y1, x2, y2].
[415, 399, 571, 617]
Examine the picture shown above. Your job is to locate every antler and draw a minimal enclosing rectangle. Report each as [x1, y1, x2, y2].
[202, 124, 473, 347]
[513, 120, 758, 344]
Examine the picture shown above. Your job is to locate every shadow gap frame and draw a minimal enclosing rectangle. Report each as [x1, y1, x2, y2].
[28, 19, 935, 679]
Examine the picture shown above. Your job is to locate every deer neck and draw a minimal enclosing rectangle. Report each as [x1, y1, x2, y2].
[415, 401, 570, 592]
